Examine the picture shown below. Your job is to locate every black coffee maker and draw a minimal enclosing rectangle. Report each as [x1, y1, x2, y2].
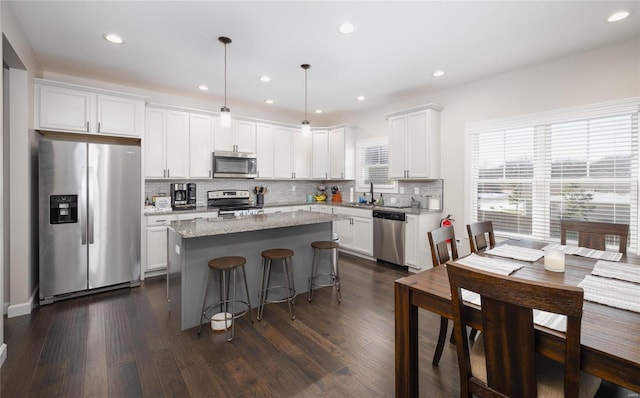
[170, 183, 196, 210]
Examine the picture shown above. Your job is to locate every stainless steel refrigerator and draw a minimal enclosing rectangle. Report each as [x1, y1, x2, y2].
[39, 138, 141, 304]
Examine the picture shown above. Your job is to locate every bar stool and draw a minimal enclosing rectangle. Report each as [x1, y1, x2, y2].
[308, 241, 341, 303]
[257, 248, 296, 320]
[198, 256, 253, 342]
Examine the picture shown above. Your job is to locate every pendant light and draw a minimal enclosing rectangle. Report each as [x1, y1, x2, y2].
[219, 36, 232, 128]
[301, 64, 311, 134]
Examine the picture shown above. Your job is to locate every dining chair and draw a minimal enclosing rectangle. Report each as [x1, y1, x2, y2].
[446, 262, 601, 398]
[560, 220, 628, 254]
[466, 221, 496, 253]
[427, 225, 461, 366]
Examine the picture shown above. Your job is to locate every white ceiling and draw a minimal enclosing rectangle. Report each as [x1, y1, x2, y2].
[7, 1, 640, 120]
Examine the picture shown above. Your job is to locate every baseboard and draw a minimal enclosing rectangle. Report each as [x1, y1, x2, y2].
[0, 344, 6, 367]
[7, 286, 37, 318]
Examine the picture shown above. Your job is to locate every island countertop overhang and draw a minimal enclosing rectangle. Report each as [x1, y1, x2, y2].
[167, 210, 342, 238]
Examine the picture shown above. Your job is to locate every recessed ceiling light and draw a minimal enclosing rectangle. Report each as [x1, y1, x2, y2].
[197, 85, 209, 91]
[357, 96, 366, 101]
[103, 33, 124, 44]
[607, 10, 631, 22]
[264, 99, 274, 104]
[432, 70, 445, 77]
[315, 109, 323, 114]
[338, 22, 357, 35]
[259, 75, 271, 82]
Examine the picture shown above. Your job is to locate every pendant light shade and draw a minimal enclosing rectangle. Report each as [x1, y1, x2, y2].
[219, 36, 232, 128]
[301, 64, 311, 134]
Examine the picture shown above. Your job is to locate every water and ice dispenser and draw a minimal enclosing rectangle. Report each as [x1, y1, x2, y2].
[49, 195, 78, 224]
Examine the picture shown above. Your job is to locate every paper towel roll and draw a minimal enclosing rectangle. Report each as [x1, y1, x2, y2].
[428, 197, 441, 210]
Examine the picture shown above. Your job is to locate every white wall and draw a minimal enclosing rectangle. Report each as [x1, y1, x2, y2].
[341, 39, 640, 250]
[2, 2, 42, 319]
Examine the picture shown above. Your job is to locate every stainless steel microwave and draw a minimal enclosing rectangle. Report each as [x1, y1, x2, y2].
[212, 151, 258, 178]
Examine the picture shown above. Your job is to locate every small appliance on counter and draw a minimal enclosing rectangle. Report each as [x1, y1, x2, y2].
[170, 183, 196, 210]
[207, 190, 263, 216]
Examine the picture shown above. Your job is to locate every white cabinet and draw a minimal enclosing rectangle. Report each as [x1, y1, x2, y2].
[189, 113, 214, 178]
[35, 79, 144, 137]
[387, 104, 441, 179]
[404, 212, 442, 271]
[334, 207, 373, 256]
[273, 126, 312, 179]
[329, 126, 356, 180]
[312, 129, 329, 179]
[145, 107, 189, 178]
[293, 129, 312, 179]
[145, 214, 176, 274]
[256, 123, 275, 179]
[213, 118, 256, 153]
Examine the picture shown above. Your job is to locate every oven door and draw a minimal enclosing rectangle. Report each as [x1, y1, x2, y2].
[212, 151, 257, 178]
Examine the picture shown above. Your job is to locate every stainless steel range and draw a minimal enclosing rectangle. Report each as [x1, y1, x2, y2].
[207, 190, 264, 216]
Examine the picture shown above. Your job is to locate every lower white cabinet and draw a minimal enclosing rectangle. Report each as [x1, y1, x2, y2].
[404, 213, 441, 271]
[145, 214, 175, 274]
[145, 212, 219, 275]
[334, 207, 373, 256]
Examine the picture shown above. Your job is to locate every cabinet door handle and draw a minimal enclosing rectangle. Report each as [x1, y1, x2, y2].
[209, 170, 212, 178]
[97, 121, 101, 133]
[341, 172, 344, 179]
[167, 169, 170, 177]
[86, 121, 90, 132]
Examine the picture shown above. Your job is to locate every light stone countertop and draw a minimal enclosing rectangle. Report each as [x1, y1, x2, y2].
[167, 210, 342, 238]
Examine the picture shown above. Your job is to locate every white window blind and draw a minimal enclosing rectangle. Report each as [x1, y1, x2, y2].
[469, 100, 639, 251]
[356, 138, 397, 193]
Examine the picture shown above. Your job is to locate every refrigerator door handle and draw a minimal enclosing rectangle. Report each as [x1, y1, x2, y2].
[88, 166, 95, 244]
[81, 166, 88, 245]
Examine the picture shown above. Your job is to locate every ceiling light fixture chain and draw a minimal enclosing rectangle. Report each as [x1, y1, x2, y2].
[219, 36, 232, 128]
[301, 64, 311, 134]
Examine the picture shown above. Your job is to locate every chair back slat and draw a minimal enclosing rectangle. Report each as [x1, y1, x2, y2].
[467, 221, 496, 253]
[428, 225, 458, 267]
[560, 220, 628, 253]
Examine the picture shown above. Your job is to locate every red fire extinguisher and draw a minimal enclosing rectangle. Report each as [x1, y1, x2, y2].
[440, 214, 454, 243]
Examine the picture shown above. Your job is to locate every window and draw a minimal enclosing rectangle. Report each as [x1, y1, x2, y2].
[356, 138, 397, 193]
[468, 99, 639, 251]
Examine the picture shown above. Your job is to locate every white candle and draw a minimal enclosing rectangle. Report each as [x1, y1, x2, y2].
[544, 248, 565, 272]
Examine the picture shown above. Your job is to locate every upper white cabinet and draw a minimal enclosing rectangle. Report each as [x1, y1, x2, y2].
[387, 104, 441, 179]
[273, 126, 312, 179]
[35, 79, 145, 137]
[293, 129, 312, 179]
[312, 129, 329, 179]
[145, 107, 189, 179]
[256, 123, 275, 179]
[213, 118, 256, 153]
[329, 126, 356, 180]
[189, 113, 214, 178]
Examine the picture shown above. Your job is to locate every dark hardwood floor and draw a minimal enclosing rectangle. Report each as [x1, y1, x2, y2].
[1, 253, 636, 397]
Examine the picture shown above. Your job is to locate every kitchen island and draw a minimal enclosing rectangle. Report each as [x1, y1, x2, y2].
[167, 211, 339, 330]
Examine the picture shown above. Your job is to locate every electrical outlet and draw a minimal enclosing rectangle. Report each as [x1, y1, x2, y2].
[292, 185, 296, 192]
[175, 244, 180, 255]
[414, 187, 420, 195]
[400, 187, 405, 194]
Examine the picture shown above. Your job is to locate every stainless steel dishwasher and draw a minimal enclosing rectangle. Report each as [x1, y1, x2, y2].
[373, 210, 406, 265]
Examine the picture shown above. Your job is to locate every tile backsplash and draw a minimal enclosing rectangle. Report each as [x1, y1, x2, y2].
[145, 178, 443, 208]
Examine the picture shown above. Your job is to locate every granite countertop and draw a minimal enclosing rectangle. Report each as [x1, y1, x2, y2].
[145, 201, 441, 216]
[167, 211, 341, 238]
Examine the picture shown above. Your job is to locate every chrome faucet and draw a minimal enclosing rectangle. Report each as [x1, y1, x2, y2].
[369, 182, 374, 204]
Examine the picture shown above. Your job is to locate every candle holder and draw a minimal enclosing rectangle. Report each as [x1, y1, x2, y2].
[544, 248, 565, 272]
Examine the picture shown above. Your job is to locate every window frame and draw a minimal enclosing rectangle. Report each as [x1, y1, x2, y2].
[465, 98, 640, 251]
[355, 137, 398, 194]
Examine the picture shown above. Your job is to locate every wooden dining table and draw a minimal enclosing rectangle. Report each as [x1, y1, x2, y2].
[394, 239, 640, 397]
